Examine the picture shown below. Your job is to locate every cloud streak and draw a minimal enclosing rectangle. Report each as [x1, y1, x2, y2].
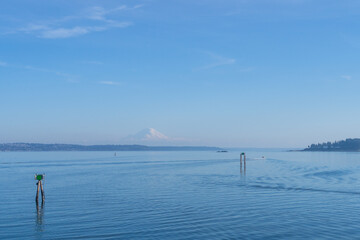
[81, 60, 103, 65]
[198, 52, 236, 70]
[1, 60, 76, 82]
[23, 65, 77, 82]
[38, 22, 131, 39]
[17, 5, 139, 39]
[341, 75, 352, 80]
[98, 81, 122, 86]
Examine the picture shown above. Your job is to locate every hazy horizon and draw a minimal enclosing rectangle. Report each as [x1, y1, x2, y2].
[2, 1, 360, 148]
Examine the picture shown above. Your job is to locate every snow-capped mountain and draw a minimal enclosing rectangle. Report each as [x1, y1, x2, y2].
[130, 128, 169, 141]
[123, 128, 172, 145]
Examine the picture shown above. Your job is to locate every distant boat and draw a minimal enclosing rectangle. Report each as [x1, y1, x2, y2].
[217, 150, 228, 153]
[254, 156, 266, 160]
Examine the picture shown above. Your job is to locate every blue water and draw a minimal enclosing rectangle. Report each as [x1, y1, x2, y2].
[1, 150, 360, 239]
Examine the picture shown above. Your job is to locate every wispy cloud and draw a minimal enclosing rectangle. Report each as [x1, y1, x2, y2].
[17, 5, 140, 39]
[38, 22, 131, 39]
[86, 5, 128, 21]
[1, 61, 76, 82]
[98, 81, 122, 86]
[40, 26, 91, 39]
[198, 52, 236, 70]
[341, 75, 352, 80]
[81, 60, 103, 65]
[226, 0, 312, 16]
[23, 65, 77, 82]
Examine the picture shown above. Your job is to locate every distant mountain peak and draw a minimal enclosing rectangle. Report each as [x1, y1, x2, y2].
[122, 128, 191, 146]
[132, 128, 169, 141]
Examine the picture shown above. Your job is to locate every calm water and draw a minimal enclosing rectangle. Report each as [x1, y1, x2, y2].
[1, 150, 360, 239]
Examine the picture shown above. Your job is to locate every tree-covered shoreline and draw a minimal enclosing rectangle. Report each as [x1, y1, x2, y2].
[303, 138, 360, 151]
[0, 143, 221, 152]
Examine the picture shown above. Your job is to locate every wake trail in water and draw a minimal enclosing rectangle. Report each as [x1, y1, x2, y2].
[245, 183, 360, 196]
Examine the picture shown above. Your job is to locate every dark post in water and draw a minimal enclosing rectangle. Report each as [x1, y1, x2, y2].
[240, 152, 246, 172]
[35, 174, 45, 203]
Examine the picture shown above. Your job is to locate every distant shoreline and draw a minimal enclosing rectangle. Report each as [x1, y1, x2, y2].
[298, 138, 360, 152]
[290, 149, 360, 152]
[0, 143, 222, 152]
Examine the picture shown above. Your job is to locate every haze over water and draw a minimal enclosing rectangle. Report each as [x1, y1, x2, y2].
[1, 150, 360, 239]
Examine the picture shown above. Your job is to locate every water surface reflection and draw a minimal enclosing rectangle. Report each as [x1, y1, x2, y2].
[35, 201, 44, 234]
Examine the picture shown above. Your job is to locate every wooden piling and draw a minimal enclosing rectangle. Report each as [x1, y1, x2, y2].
[35, 174, 45, 203]
[240, 153, 246, 174]
[240, 154, 243, 169]
[36, 181, 40, 203]
[40, 180, 45, 202]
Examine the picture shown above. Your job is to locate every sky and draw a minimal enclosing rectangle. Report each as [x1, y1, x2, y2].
[1, 0, 360, 148]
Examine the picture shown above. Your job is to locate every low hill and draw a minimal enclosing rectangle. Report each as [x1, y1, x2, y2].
[0, 143, 222, 152]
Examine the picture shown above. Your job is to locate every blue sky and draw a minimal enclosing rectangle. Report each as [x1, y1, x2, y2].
[1, 0, 360, 147]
